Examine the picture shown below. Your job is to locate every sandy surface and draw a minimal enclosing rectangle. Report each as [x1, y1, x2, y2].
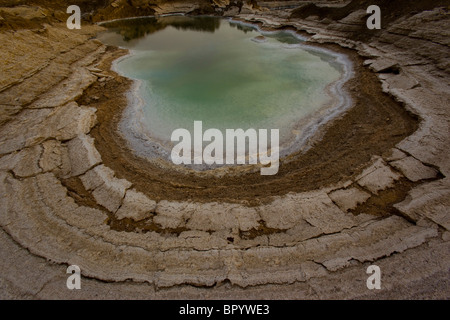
[0, 1, 448, 299]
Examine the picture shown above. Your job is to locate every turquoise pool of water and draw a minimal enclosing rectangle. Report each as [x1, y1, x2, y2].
[98, 16, 351, 162]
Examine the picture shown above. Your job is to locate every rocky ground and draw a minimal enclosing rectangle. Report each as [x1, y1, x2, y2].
[0, 1, 449, 299]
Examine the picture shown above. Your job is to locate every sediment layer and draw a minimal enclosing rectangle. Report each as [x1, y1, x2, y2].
[0, 2, 449, 299]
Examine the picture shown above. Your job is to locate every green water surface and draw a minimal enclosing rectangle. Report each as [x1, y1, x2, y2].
[98, 16, 343, 150]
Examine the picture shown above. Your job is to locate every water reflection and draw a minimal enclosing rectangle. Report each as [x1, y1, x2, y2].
[101, 16, 221, 42]
[229, 21, 255, 34]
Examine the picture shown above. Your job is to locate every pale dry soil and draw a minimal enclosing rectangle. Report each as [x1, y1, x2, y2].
[0, 4, 449, 299]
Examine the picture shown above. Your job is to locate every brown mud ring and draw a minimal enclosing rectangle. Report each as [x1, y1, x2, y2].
[76, 27, 418, 209]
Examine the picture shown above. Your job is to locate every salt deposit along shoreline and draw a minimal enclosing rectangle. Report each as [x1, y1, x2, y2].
[0, 4, 449, 299]
[110, 17, 356, 172]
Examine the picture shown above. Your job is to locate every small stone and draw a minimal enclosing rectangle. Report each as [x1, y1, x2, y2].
[116, 189, 156, 221]
[92, 72, 108, 78]
[80, 164, 114, 191]
[0, 145, 43, 177]
[328, 187, 371, 212]
[385, 148, 407, 162]
[357, 157, 401, 194]
[66, 134, 102, 176]
[92, 175, 132, 213]
[223, 6, 240, 17]
[80, 165, 132, 213]
[384, 74, 420, 90]
[88, 67, 103, 73]
[370, 59, 401, 73]
[390, 156, 438, 182]
[39, 140, 63, 172]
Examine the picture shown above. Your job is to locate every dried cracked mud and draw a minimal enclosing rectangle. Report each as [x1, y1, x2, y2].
[0, 1, 449, 299]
